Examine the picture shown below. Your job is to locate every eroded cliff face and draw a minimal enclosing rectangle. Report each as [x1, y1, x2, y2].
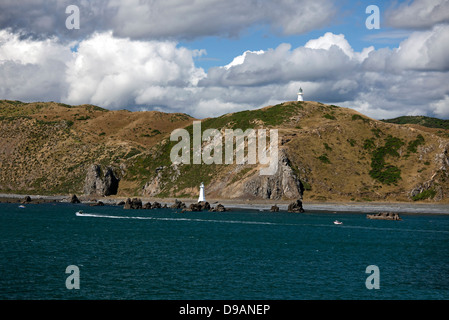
[142, 166, 164, 197]
[241, 149, 304, 200]
[410, 141, 449, 201]
[84, 164, 120, 197]
[142, 164, 181, 196]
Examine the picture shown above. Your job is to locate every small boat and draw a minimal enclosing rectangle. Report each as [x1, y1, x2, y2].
[75, 210, 84, 216]
[18, 205, 26, 209]
[333, 220, 343, 225]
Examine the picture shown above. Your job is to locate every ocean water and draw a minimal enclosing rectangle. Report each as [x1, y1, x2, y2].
[0, 202, 448, 300]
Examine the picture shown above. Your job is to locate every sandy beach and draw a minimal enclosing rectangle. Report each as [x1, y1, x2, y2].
[1, 193, 448, 215]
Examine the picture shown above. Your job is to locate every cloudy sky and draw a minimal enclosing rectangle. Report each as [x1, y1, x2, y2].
[0, 0, 448, 119]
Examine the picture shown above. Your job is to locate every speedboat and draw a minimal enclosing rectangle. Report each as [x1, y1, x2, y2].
[18, 205, 26, 209]
[75, 210, 84, 216]
[333, 220, 343, 225]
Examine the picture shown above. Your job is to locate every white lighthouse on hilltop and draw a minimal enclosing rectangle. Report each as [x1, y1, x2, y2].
[297, 87, 304, 101]
[198, 182, 205, 202]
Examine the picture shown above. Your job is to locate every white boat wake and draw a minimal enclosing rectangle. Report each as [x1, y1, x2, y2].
[75, 212, 449, 234]
[76, 212, 276, 225]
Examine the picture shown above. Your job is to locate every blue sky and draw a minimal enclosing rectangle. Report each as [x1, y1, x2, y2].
[0, 0, 448, 119]
[184, 1, 407, 71]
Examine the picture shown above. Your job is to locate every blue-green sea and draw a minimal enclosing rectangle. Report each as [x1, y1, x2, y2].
[1, 202, 448, 300]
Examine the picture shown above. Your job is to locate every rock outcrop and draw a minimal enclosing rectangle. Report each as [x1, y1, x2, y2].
[139, 201, 163, 209]
[181, 201, 211, 212]
[209, 204, 227, 212]
[409, 142, 449, 202]
[270, 205, 280, 212]
[185, 203, 202, 212]
[367, 212, 402, 220]
[199, 201, 210, 211]
[287, 199, 304, 213]
[242, 149, 304, 200]
[123, 197, 142, 209]
[84, 164, 120, 197]
[70, 194, 81, 204]
[152, 202, 162, 209]
[170, 199, 186, 209]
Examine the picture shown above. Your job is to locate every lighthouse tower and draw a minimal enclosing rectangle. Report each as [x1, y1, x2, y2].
[297, 87, 304, 101]
[198, 182, 205, 202]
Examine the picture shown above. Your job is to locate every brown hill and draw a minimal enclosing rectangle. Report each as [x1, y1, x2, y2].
[0, 99, 448, 203]
[0, 100, 194, 195]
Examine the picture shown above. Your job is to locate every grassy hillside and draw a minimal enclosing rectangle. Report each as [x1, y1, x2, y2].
[382, 116, 449, 130]
[1, 99, 448, 202]
[125, 101, 449, 202]
[0, 100, 194, 195]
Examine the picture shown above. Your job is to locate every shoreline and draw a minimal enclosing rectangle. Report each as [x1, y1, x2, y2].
[1, 193, 448, 215]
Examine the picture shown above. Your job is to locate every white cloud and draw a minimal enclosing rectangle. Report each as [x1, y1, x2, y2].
[0, 29, 72, 101]
[64, 31, 206, 108]
[199, 28, 449, 119]
[0, 29, 71, 65]
[390, 24, 449, 71]
[108, 0, 337, 39]
[305, 32, 354, 59]
[430, 95, 449, 118]
[305, 32, 374, 62]
[1, 26, 448, 120]
[202, 40, 360, 88]
[385, 0, 449, 29]
[224, 50, 265, 70]
[0, 0, 336, 41]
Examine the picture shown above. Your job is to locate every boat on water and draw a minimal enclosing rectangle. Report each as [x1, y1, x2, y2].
[18, 205, 26, 209]
[333, 220, 343, 225]
[75, 210, 84, 216]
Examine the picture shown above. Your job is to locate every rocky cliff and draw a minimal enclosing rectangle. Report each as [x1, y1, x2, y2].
[83, 164, 120, 197]
[409, 141, 449, 201]
[241, 149, 304, 200]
